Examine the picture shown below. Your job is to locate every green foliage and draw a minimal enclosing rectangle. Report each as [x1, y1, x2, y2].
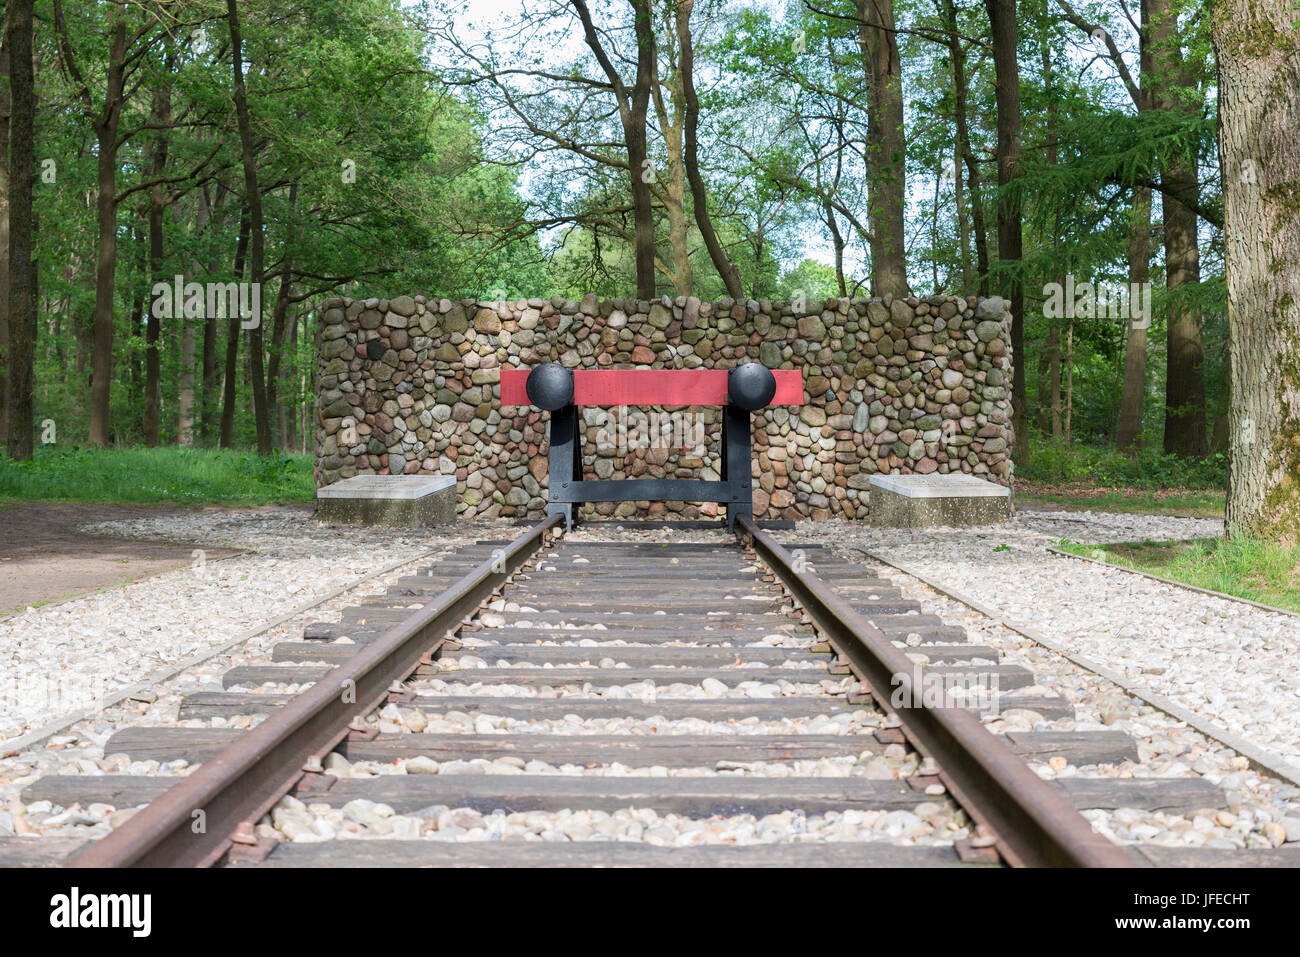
[778, 259, 842, 299]
[1020, 436, 1228, 489]
[0, 447, 314, 504]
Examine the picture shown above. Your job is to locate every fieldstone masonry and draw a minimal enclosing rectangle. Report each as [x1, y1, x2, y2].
[314, 293, 1015, 521]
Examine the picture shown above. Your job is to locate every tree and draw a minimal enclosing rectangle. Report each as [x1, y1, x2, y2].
[677, 0, 743, 298]
[226, 0, 272, 456]
[1150, 0, 1209, 457]
[570, 0, 658, 298]
[1214, 0, 1300, 539]
[0, 5, 10, 448]
[985, 0, 1026, 465]
[5, 0, 34, 460]
[854, 0, 909, 297]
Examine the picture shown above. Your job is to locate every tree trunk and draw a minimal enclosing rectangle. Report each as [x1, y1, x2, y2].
[1116, 186, 1151, 451]
[0, 7, 11, 448]
[177, 322, 196, 446]
[143, 83, 170, 447]
[87, 16, 128, 447]
[1149, 0, 1207, 457]
[1214, 0, 1300, 539]
[267, 273, 291, 445]
[4, 0, 34, 460]
[676, 0, 742, 299]
[227, 0, 272, 455]
[200, 300, 219, 443]
[652, 58, 693, 297]
[1065, 322, 1074, 445]
[219, 207, 249, 449]
[943, 0, 988, 296]
[855, 0, 908, 298]
[1161, 163, 1207, 456]
[825, 200, 847, 296]
[267, 181, 298, 445]
[985, 0, 1026, 467]
[1048, 320, 1062, 437]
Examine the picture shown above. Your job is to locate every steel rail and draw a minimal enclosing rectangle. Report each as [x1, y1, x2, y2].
[68, 515, 564, 868]
[736, 515, 1135, 868]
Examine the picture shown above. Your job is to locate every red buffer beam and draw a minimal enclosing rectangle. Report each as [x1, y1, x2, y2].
[500, 368, 804, 408]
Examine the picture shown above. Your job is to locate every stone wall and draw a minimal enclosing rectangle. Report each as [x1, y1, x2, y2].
[314, 293, 1015, 521]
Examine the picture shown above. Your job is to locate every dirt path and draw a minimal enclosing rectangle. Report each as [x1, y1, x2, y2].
[0, 503, 243, 616]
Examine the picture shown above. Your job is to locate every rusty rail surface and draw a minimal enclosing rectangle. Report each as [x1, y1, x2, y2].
[736, 515, 1134, 868]
[68, 515, 564, 868]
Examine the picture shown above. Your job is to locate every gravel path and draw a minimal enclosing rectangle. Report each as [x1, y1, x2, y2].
[798, 510, 1300, 778]
[0, 510, 511, 744]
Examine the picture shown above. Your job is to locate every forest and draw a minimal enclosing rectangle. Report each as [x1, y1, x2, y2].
[1, 0, 1297, 537]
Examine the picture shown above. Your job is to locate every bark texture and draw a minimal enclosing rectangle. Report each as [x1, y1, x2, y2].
[855, 0, 909, 298]
[1214, 1, 1300, 539]
[4, 0, 34, 459]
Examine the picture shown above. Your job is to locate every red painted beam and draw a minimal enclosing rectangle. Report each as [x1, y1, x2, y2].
[500, 368, 803, 407]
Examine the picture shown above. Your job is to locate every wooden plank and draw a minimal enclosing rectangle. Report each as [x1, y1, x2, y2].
[886, 643, 1001, 660]
[224, 665, 332, 688]
[984, 695, 1074, 718]
[275, 641, 828, 666]
[176, 692, 866, 720]
[1133, 845, 1300, 868]
[350, 608, 794, 626]
[460, 634, 993, 662]
[416, 667, 848, 687]
[1053, 777, 1225, 812]
[102, 727, 1129, 770]
[462, 630, 809, 647]
[442, 647, 828, 666]
[30, 769, 1210, 819]
[406, 696, 867, 719]
[340, 733, 868, 765]
[480, 599, 783, 615]
[1003, 731, 1139, 765]
[22, 775, 172, 809]
[499, 367, 805, 407]
[272, 642, 362, 663]
[99, 728, 870, 765]
[105, 727, 243, 762]
[924, 664, 1033, 689]
[240, 840, 975, 869]
[301, 774, 919, 816]
[0, 836, 89, 868]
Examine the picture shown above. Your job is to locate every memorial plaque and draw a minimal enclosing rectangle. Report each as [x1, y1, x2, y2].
[317, 475, 456, 526]
[868, 473, 1010, 527]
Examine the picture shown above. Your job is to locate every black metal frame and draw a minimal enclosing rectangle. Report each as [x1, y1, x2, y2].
[545, 403, 754, 531]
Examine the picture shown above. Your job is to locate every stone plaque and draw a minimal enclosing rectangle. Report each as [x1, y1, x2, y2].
[317, 475, 456, 526]
[868, 473, 1010, 527]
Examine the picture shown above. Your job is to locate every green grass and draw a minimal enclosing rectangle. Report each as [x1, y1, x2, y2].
[1016, 435, 1226, 518]
[1017, 488, 1225, 519]
[1056, 536, 1300, 613]
[0, 446, 314, 505]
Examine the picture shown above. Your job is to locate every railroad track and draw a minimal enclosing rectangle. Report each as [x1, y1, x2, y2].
[5, 516, 1246, 868]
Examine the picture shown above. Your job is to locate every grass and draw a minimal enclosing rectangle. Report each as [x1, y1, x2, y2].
[1016, 486, 1225, 519]
[1055, 536, 1300, 613]
[1015, 436, 1227, 518]
[0, 446, 314, 505]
